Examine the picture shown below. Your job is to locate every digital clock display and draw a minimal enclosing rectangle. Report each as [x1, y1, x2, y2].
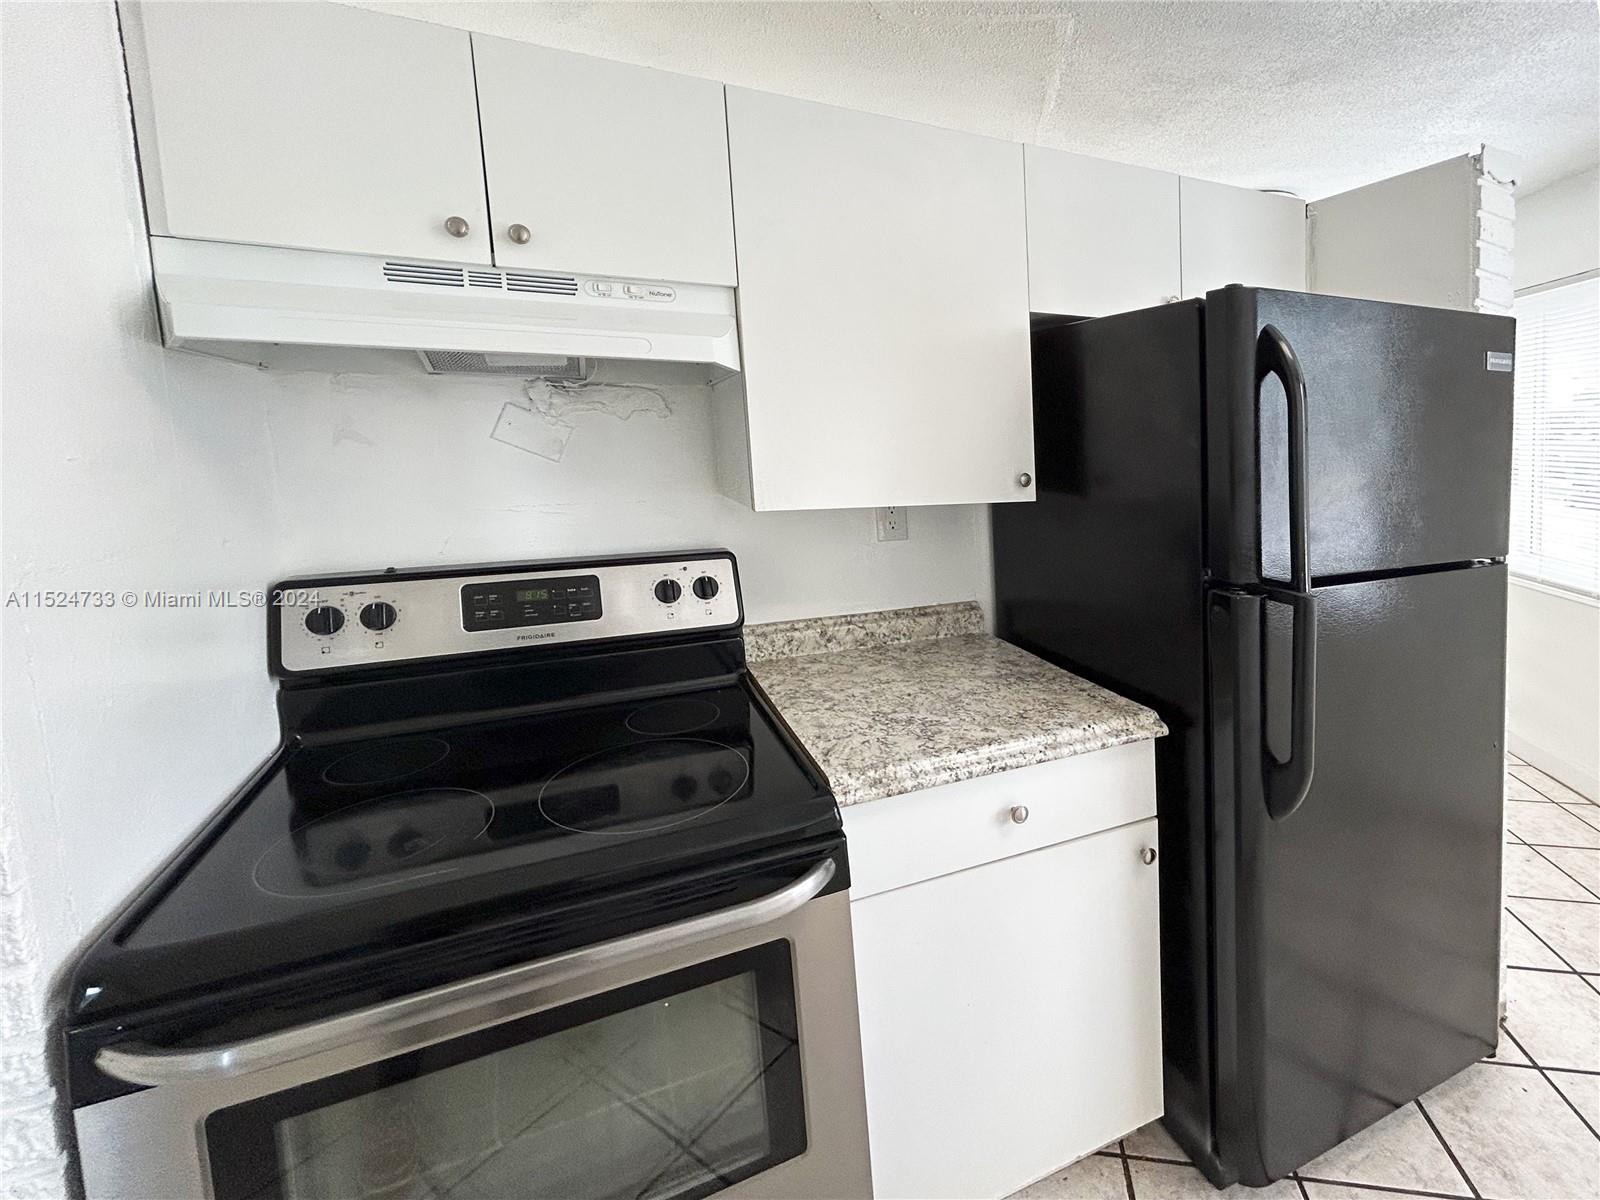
[462, 574, 601, 632]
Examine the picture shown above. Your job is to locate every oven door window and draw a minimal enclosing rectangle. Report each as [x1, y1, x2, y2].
[206, 942, 805, 1200]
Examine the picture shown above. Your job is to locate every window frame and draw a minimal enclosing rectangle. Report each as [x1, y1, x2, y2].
[1509, 269, 1600, 605]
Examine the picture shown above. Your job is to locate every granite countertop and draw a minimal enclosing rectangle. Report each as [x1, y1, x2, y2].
[747, 602, 1167, 807]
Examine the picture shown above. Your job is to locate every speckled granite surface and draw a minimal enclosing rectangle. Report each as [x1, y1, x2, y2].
[749, 606, 1167, 807]
[744, 600, 985, 661]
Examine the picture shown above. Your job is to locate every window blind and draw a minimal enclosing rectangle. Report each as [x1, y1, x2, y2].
[1510, 275, 1600, 597]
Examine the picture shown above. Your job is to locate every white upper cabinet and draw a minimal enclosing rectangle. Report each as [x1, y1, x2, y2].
[1179, 177, 1307, 296]
[1025, 147, 1181, 316]
[121, 1, 492, 264]
[723, 88, 1034, 511]
[472, 37, 736, 283]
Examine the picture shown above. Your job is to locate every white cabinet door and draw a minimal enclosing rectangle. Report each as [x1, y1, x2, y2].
[472, 37, 736, 283]
[724, 88, 1034, 511]
[1180, 177, 1307, 297]
[1025, 147, 1181, 316]
[121, 1, 491, 263]
[851, 818, 1164, 1200]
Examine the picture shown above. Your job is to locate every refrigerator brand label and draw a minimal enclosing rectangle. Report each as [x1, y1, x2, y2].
[1485, 351, 1514, 373]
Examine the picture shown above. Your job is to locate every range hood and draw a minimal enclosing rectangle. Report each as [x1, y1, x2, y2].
[148, 238, 741, 371]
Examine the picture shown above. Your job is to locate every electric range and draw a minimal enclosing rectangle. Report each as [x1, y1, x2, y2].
[64, 551, 872, 1200]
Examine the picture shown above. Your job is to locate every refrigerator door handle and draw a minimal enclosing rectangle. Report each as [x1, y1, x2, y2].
[1255, 324, 1316, 819]
[1261, 587, 1316, 820]
[1255, 324, 1311, 593]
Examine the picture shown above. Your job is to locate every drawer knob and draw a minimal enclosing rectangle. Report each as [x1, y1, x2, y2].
[1009, 805, 1030, 824]
[508, 223, 531, 245]
[444, 215, 471, 238]
[1141, 846, 1158, 865]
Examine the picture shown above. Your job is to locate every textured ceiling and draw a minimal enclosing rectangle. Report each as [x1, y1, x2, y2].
[347, 1, 1599, 198]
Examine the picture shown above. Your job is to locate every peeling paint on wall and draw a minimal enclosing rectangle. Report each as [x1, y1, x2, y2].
[492, 379, 672, 461]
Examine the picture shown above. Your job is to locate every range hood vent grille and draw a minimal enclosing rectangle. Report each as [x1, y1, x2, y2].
[380, 261, 580, 297]
[418, 350, 593, 379]
[382, 261, 465, 288]
[505, 271, 579, 296]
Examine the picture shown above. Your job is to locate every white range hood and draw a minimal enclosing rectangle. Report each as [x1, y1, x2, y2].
[148, 238, 741, 371]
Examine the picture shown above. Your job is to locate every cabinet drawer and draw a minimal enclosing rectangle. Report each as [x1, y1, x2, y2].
[840, 740, 1156, 900]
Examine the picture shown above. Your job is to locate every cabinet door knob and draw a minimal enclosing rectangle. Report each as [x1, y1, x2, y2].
[1010, 805, 1030, 824]
[1141, 846, 1158, 865]
[444, 216, 471, 238]
[1016, 472, 1033, 488]
[508, 223, 531, 245]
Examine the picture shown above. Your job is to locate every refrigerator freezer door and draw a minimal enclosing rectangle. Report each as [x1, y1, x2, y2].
[1208, 564, 1506, 1186]
[1206, 288, 1515, 586]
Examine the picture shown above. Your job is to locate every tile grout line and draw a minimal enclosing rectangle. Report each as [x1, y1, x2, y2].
[1511, 839, 1600, 901]
[1119, 1142, 1136, 1200]
[1504, 907, 1600, 995]
[1557, 800, 1600, 832]
[1507, 890, 1600, 905]
[1292, 1170, 1309, 1200]
[1507, 963, 1590, 977]
[1508, 767, 1599, 808]
[1498, 1023, 1600, 1143]
[1295, 1177, 1477, 1200]
[1508, 834, 1600, 850]
[1414, 1097, 1481, 1199]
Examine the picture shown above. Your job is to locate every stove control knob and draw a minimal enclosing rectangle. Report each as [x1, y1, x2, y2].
[654, 578, 682, 604]
[304, 605, 344, 636]
[360, 601, 397, 632]
[692, 575, 720, 601]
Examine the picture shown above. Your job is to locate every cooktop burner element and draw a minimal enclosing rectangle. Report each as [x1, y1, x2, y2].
[625, 697, 722, 736]
[253, 787, 495, 897]
[538, 738, 750, 835]
[320, 735, 452, 786]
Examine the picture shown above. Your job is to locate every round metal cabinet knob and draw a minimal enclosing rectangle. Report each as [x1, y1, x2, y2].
[1010, 805, 1030, 824]
[1141, 846, 1158, 865]
[444, 216, 471, 238]
[1017, 472, 1033, 488]
[507, 223, 531, 245]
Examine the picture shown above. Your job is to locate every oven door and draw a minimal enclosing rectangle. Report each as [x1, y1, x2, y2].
[74, 859, 870, 1200]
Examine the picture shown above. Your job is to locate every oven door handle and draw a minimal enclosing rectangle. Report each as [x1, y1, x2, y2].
[95, 855, 836, 1087]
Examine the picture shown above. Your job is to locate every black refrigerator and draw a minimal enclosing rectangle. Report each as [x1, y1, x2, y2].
[992, 286, 1514, 1188]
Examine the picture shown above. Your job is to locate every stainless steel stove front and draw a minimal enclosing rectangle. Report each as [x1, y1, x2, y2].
[75, 865, 871, 1200]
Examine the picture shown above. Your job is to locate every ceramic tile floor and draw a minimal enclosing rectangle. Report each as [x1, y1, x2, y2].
[1009, 756, 1600, 1200]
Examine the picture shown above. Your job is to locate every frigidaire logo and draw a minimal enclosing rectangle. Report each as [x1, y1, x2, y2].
[517, 631, 557, 641]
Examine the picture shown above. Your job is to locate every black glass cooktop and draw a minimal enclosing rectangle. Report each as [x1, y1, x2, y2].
[74, 680, 836, 1020]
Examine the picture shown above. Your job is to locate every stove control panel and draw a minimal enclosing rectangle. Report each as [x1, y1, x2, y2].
[273, 553, 741, 675]
[461, 574, 601, 632]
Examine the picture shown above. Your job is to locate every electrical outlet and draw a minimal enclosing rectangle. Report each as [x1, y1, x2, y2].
[875, 507, 909, 542]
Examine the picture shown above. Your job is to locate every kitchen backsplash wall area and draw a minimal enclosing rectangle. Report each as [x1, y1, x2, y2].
[0, 8, 987, 1191]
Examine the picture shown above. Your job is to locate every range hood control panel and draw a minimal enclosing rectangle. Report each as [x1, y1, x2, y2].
[273, 554, 740, 676]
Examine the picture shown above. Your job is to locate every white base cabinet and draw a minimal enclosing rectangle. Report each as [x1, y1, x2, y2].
[843, 745, 1163, 1200]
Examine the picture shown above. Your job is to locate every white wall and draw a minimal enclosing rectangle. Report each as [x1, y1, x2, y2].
[0, 4, 990, 1187]
[1505, 166, 1600, 798]
[1514, 165, 1599, 291]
